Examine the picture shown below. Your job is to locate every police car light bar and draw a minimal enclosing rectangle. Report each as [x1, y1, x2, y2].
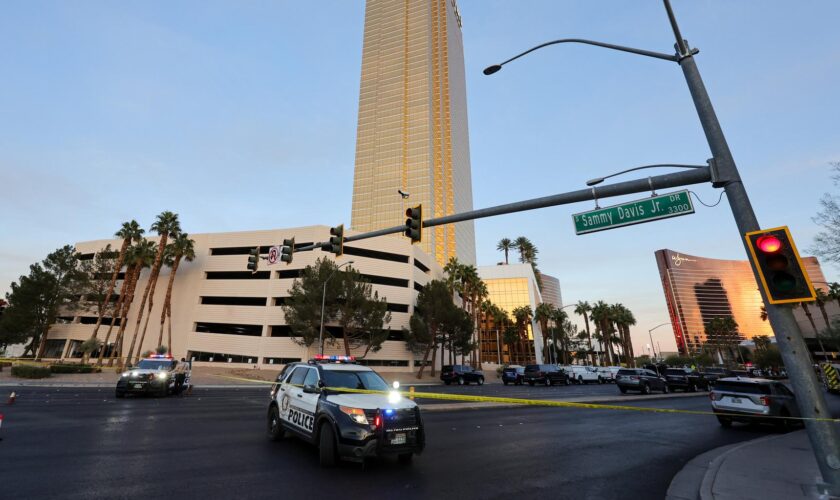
[313, 355, 355, 363]
[148, 354, 173, 359]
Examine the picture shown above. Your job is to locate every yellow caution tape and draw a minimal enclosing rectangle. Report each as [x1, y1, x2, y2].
[214, 374, 840, 423]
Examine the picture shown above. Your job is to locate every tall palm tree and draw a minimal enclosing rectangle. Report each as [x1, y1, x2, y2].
[96, 261, 136, 367]
[800, 302, 820, 336]
[828, 282, 840, 310]
[534, 302, 556, 362]
[157, 232, 196, 350]
[129, 211, 181, 363]
[88, 220, 144, 344]
[496, 238, 513, 265]
[512, 305, 533, 364]
[815, 288, 832, 331]
[551, 308, 570, 364]
[591, 301, 615, 365]
[613, 304, 637, 366]
[513, 236, 538, 264]
[110, 239, 156, 367]
[574, 301, 595, 364]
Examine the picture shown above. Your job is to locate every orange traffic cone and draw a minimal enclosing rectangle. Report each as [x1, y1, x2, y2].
[7, 392, 16, 404]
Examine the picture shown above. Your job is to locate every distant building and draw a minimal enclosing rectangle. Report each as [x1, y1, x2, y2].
[477, 264, 545, 365]
[540, 274, 562, 308]
[655, 249, 835, 358]
[351, 0, 476, 266]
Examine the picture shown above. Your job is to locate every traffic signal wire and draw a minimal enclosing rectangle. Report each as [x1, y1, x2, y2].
[689, 189, 726, 208]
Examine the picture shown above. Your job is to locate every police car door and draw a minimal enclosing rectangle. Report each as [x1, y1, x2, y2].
[282, 367, 317, 437]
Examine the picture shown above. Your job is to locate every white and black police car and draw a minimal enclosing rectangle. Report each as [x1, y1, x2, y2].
[267, 355, 425, 466]
[116, 354, 191, 397]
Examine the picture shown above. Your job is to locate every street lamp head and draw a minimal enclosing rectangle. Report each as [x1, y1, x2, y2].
[586, 177, 604, 187]
[483, 64, 502, 75]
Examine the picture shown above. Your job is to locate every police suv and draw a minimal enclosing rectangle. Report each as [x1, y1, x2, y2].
[267, 355, 425, 466]
[115, 354, 191, 397]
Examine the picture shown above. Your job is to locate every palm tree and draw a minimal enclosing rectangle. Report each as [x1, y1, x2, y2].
[512, 236, 538, 264]
[88, 220, 144, 344]
[574, 301, 595, 364]
[759, 304, 768, 322]
[496, 238, 513, 265]
[591, 301, 615, 365]
[815, 288, 832, 331]
[110, 239, 156, 367]
[612, 304, 637, 366]
[534, 302, 556, 362]
[828, 282, 840, 310]
[551, 308, 570, 364]
[96, 263, 134, 366]
[157, 232, 196, 350]
[130, 211, 181, 363]
[512, 305, 533, 364]
[800, 302, 820, 336]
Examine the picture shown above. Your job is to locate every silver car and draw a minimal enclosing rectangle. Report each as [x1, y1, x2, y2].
[710, 377, 800, 429]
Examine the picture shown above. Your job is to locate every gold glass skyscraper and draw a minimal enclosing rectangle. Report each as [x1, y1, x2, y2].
[351, 0, 476, 266]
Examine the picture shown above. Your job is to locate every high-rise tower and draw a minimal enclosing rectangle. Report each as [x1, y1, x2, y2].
[351, 0, 476, 266]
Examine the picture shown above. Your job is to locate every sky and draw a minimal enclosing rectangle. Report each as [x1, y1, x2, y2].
[1, 1, 838, 355]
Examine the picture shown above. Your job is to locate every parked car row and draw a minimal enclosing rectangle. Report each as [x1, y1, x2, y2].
[499, 364, 622, 386]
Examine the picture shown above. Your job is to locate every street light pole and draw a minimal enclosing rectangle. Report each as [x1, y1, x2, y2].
[483, 1, 840, 492]
[319, 260, 354, 356]
[648, 322, 670, 362]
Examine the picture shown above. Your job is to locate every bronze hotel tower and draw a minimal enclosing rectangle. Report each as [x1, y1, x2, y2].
[351, 0, 476, 267]
[655, 249, 829, 356]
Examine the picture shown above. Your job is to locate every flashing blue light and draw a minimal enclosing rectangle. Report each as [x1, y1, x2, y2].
[384, 409, 394, 416]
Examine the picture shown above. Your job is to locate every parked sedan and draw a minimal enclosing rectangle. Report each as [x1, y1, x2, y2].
[711, 377, 800, 429]
[441, 365, 485, 385]
[616, 368, 668, 394]
[501, 365, 525, 385]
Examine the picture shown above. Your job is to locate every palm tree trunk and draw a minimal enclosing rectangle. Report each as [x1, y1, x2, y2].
[166, 302, 174, 356]
[110, 263, 141, 367]
[817, 302, 831, 331]
[97, 266, 133, 366]
[416, 343, 432, 379]
[158, 255, 182, 348]
[801, 303, 819, 335]
[583, 314, 595, 365]
[89, 239, 129, 342]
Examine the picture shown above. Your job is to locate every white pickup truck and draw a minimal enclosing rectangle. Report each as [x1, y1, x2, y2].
[566, 365, 601, 384]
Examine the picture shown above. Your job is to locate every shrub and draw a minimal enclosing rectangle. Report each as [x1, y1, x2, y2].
[11, 364, 52, 379]
[49, 364, 101, 374]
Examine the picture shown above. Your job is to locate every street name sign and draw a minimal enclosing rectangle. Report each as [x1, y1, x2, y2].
[572, 190, 695, 235]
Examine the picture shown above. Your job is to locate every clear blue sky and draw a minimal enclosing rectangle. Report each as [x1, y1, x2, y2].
[1, 1, 838, 353]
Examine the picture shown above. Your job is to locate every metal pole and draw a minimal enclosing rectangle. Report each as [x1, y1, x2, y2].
[663, 0, 840, 492]
[648, 330, 657, 361]
[318, 280, 327, 356]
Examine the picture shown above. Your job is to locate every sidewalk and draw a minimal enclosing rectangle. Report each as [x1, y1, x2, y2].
[667, 429, 833, 500]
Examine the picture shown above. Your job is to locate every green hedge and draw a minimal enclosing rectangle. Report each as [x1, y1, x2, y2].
[49, 364, 101, 374]
[11, 364, 52, 379]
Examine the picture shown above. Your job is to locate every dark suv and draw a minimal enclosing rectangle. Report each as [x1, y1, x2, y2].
[441, 365, 485, 385]
[700, 367, 733, 386]
[501, 365, 525, 385]
[616, 368, 668, 394]
[664, 368, 708, 392]
[524, 364, 570, 386]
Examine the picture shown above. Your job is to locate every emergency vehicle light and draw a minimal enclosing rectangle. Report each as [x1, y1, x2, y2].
[313, 355, 355, 362]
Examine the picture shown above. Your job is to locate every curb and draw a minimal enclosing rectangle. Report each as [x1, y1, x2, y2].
[699, 433, 786, 500]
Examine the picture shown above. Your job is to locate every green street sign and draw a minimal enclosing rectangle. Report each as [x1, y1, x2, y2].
[573, 190, 695, 235]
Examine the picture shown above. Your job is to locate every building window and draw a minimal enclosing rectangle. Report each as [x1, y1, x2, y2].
[77, 253, 95, 261]
[189, 351, 258, 363]
[343, 246, 409, 263]
[356, 359, 409, 367]
[270, 325, 293, 337]
[273, 297, 287, 306]
[79, 316, 121, 326]
[206, 271, 270, 280]
[278, 270, 303, 279]
[386, 303, 409, 313]
[94, 272, 126, 280]
[414, 282, 425, 292]
[42, 339, 66, 358]
[387, 329, 405, 341]
[360, 274, 409, 288]
[201, 296, 267, 306]
[195, 322, 263, 336]
[413, 259, 430, 273]
[263, 357, 302, 365]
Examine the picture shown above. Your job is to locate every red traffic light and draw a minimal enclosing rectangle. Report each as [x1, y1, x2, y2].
[756, 235, 782, 253]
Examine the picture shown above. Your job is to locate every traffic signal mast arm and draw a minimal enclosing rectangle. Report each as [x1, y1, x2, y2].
[291, 165, 713, 252]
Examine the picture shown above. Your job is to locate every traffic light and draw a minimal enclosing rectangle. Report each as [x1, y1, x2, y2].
[246, 247, 260, 273]
[745, 226, 816, 304]
[404, 204, 422, 244]
[280, 238, 295, 264]
[328, 225, 344, 256]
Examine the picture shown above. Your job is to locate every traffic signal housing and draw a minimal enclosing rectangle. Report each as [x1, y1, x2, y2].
[745, 226, 816, 304]
[405, 204, 422, 244]
[280, 238, 295, 264]
[328, 225, 344, 256]
[246, 247, 260, 273]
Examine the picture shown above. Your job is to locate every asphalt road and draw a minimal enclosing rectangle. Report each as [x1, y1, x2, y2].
[1, 387, 832, 500]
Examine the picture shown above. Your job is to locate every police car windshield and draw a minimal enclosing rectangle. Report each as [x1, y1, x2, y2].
[321, 370, 389, 391]
[136, 360, 173, 370]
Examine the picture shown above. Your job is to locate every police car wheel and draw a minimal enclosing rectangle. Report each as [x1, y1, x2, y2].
[115, 390, 125, 398]
[457, 377, 464, 386]
[398, 453, 413, 465]
[503, 380, 508, 386]
[268, 406, 285, 441]
[477, 377, 484, 386]
[319, 423, 338, 467]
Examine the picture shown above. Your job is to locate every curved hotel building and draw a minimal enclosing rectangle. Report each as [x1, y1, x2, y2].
[655, 249, 832, 357]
